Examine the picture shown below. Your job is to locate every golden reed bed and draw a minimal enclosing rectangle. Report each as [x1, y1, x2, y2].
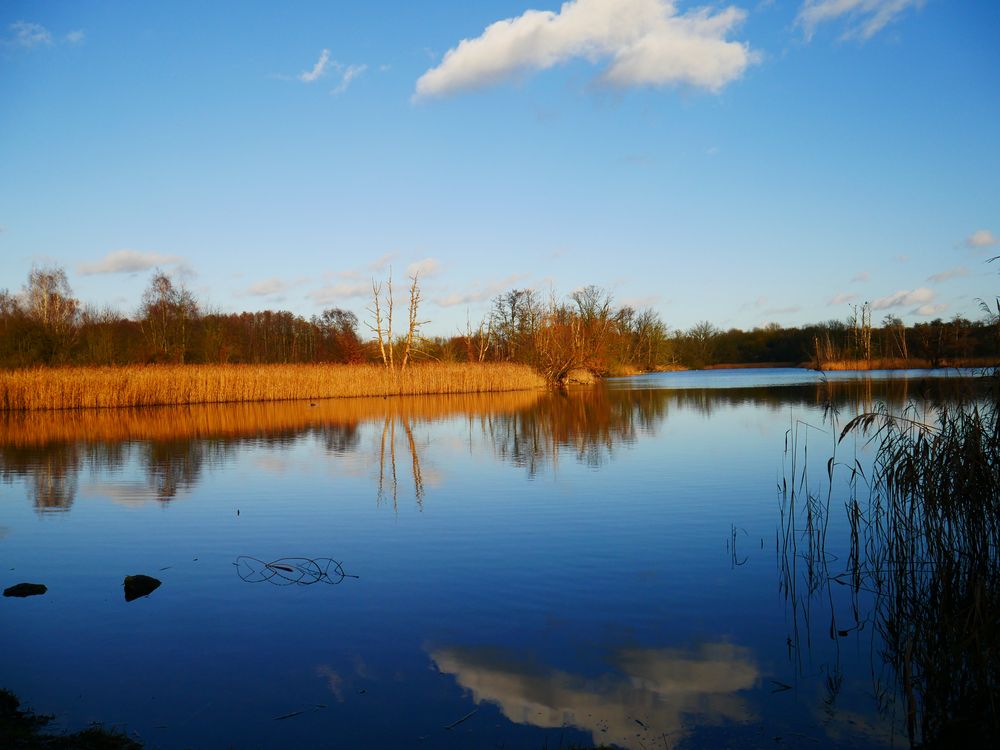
[0, 363, 547, 412]
[815, 357, 998, 371]
[0, 390, 545, 448]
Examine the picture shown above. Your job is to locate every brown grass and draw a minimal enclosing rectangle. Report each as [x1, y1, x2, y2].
[0, 363, 547, 412]
[812, 357, 1000, 371]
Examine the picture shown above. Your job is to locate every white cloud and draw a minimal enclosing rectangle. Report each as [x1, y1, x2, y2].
[65, 30, 85, 44]
[332, 63, 367, 94]
[368, 253, 396, 272]
[407, 257, 441, 277]
[414, 0, 755, 99]
[850, 271, 869, 283]
[915, 302, 947, 316]
[300, 49, 331, 82]
[620, 293, 662, 308]
[294, 51, 367, 93]
[246, 277, 290, 296]
[927, 266, 969, 283]
[828, 292, 858, 305]
[966, 229, 998, 249]
[432, 642, 757, 749]
[871, 287, 933, 310]
[307, 281, 372, 305]
[6, 20, 53, 48]
[78, 249, 184, 276]
[796, 0, 923, 41]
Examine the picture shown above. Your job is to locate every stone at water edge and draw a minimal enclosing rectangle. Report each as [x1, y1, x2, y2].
[3, 582, 47, 598]
[123, 574, 161, 602]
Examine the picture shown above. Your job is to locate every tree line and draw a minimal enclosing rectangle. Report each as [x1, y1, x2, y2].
[0, 265, 996, 373]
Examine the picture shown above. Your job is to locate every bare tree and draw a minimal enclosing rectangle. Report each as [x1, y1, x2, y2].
[139, 271, 198, 362]
[688, 321, 719, 367]
[464, 312, 492, 362]
[367, 272, 395, 369]
[24, 266, 78, 334]
[23, 265, 79, 362]
[849, 302, 873, 362]
[401, 272, 429, 370]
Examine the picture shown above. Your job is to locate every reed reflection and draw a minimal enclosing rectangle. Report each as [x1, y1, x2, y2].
[778, 375, 998, 747]
[0, 392, 541, 511]
[0, 378, 968, 513]
[430, 642, 758, 749]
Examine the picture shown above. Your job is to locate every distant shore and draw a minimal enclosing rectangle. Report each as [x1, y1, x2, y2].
[809, 357, 999, 371]
[646, 358, 999, 373]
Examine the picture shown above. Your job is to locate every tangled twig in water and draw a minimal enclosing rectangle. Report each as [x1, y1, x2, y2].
[235, 557, 358, 585]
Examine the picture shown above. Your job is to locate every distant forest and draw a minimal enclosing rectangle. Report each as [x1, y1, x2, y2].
[1, 265, 997, 375]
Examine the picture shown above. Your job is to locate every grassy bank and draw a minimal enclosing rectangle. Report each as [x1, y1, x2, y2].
[0, 363, 547, 412]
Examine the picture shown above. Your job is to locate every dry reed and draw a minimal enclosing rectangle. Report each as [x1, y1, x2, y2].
[780, 373, 1000, 746]
[815, 357, 999, 371]
[0, 363, 547, 412]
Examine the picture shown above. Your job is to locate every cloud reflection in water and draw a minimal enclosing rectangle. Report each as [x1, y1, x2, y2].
[430, 642, 758, 749]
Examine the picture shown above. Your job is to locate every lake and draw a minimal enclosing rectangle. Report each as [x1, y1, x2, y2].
[0, 368, 978, 749]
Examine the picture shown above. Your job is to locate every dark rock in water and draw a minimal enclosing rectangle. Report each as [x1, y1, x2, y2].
[3, 582, 47, 598]
[123, 574, 161, 602]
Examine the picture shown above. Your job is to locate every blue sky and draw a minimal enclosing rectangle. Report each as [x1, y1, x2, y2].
[1, 0, 998, 336]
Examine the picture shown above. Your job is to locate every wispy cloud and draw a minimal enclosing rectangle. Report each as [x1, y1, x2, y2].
[307, 281, 372, 306]
[850, 271, 869, 283]
[915, 302, 947, 316]
[332, 63, 367, 94]
[245, 277, 291, 297]
[300, 49, 331, 82]
[368, 253, 396, 272]
[828, 292, 858, 305]
[414, 0, 756, 99]
[796, 0, 924, 42]
[294, 50, 367, 94]
[4, 20, 52, 48]
[65, 30, 85, 44]
[434, 273, 529, 307]
[620, 293, 663, 308]
[739, 296, 767, 312]
[407, 257, 441, 277]
[965, 229, 998, 249]
[927, 266, 969, 283]
[871, 287, 933, 310]
[78, 249, 184, 276]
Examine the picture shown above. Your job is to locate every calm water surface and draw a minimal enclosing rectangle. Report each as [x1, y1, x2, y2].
[0, 369, 970, 749]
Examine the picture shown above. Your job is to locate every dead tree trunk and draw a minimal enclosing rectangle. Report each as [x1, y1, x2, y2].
[401, 272, 429, 370]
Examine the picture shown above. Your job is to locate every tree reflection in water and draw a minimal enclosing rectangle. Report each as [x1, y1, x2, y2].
[0, 378, 967, 513]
